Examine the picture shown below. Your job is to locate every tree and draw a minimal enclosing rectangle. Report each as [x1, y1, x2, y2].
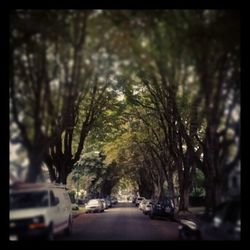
[105, 10, 240, 212]
[10, 10, 240, 214]
[10, 10, 118, 183]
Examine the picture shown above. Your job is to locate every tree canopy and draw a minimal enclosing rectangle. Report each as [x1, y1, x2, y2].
[10, 10, 240, 212]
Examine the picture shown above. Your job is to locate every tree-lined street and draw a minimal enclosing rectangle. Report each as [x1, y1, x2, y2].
[10, 10, 240, 241]
[61, 202, 179, 241]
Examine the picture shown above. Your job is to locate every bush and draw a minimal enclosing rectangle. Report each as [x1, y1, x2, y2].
[190, 187, 205, 197]
[189, 187, 205, 206]
[68, 190, 76, 203]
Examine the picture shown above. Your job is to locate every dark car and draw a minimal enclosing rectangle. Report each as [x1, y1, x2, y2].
[178, 199, 240, 240]
[149, 197, 175, 220]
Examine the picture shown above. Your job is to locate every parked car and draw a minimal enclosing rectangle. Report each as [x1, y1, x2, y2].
[105, 197, 112, 208]
[132, 196, 137, 204]
[178, 199, 240, 240]
[178, 218, 201, 240]
[135, 197, 145, 207]
[149, 197, 175, 220]
[76, 199, 86, 206]
[100, 199, 108, 209]
[139, 198, 147, 210]
[142, 200, 153, 215]
[111, 196, 118, 205]
[9, 182, 73, 240]
[85, 199, 104, 213]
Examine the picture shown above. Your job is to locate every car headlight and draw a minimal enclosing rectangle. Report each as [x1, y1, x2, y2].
[213, 216, 222, 227]
[235, 219, 241, 233]
[32, 216, 44, 223]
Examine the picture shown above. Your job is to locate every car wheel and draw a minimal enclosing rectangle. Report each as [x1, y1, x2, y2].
[179, 229, 187, 240]
[46, 224, 54, 240]
[64, 217, 73, 236]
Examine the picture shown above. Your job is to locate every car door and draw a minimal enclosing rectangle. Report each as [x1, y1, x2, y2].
[49, 190, 61, 232]
[63, 192, 72, 220]
[56, 190, 67, 226]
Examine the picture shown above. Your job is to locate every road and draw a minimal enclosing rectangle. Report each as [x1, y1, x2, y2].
[60, 202, 179, 241]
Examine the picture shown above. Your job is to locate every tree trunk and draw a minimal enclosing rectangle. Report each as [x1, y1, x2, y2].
[44, 155, 57, 182]
[152, 179, 163, 201]
[26, 149, 43, 183]
[214, 180, 223, 206]
[204, 175, 223, 214]
[178, 180, 190, 211]
[203, 127, 223, 213]
[167, 170, 175, 198]
[56, 161, 71, 184]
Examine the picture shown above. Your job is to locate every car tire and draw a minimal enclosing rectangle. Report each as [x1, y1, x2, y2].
[46, 224, 54, 241]
[64, 217, 73, 236]
[179, 229, 187, 240]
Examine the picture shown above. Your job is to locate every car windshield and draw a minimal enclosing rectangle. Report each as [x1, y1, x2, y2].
[10, 191, 49, 210]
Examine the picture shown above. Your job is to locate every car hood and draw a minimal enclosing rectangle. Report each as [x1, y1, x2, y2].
[180, 219, 199, 230]
[10, 208, 48, 220]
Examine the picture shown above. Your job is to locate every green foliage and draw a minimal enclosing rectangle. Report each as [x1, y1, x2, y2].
[70, 152, 121, 197]
[190, 187, 205, 198]
[193, 168, 205, 188]
[10, 10, 240, 210]
[68, 190, 76, 203]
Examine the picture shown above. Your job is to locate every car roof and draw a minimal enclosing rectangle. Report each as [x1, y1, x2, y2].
[10, 182, 68, 193]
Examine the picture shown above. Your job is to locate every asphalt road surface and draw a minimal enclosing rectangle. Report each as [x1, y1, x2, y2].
[60, 202, 179, 241]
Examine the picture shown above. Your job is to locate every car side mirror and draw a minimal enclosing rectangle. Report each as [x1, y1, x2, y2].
[53, 197, 59, 206]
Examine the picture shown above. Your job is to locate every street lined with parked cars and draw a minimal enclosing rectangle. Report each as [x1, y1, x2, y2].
[61, 202, 179, 240]
[10, 186, 238, 241]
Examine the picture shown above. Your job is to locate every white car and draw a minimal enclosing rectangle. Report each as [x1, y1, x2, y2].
[10, 182, 73, 240]
[135, 197, 145, 207]
[85, 199, 104, 213]
[143, 200, 152, 215]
